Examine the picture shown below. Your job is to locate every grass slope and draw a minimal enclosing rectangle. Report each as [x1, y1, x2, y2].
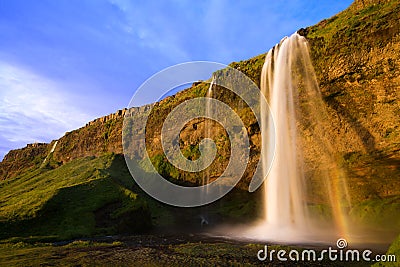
[0, 152, 262, 242]
[0, 154, 151, 241]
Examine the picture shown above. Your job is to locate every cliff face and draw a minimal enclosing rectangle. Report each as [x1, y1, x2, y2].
[350, 0, 391, 10]
[54, 109, 126, 163]
[304, 0, 400, 156]
[0, 110, 123, 180]
[302, 0, 400, 201]
[1, 0, 399, 204]
[0, 143, 49, 179]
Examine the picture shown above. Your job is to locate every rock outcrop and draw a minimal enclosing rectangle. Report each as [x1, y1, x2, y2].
[0, 142, 49, 179]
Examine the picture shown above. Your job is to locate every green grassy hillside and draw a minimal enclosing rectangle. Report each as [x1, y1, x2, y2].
[0, 154, 152, 241]
[0, 152, 261, 241]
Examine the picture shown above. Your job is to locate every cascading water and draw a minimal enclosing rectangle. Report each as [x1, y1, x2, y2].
[200, 78, 215, 227]
[204, 78, 214, 190]
[261, 34, 308, 230]
[236, 32, 350, 243]
[41, 140, 58, 167]
[245, 33, 311, 241]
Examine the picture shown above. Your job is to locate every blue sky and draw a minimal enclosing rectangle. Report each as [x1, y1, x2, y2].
[0, 0, 352, 159]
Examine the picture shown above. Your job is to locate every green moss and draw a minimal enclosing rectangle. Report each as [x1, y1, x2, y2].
[228, 53, 266, 86]
[308, 204, 334, 221]
[372, 234, 400, 266]
[181, 144, 201, 161]
[149, 154, 180, 181]
[349, 196, 400, 229]
[102, 119, 117, 148]
[214, 189, 262, 221]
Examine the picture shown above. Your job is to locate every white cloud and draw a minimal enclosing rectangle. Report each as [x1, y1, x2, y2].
[107, 0, 191, 62]
[0, 61, 94, 156]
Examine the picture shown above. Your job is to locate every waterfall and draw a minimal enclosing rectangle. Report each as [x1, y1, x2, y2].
[50, 140, 58, 153]
[261, 34, 308, 229]
[204, 78, 214, 189]
[234, 32, 350, 243]
[41, 140, 58, 167]
[200, 78, 215, 227]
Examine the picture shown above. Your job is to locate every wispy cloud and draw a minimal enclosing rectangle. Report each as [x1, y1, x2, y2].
[108, 0, 191, 63]
[0, 61, 94, 159]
